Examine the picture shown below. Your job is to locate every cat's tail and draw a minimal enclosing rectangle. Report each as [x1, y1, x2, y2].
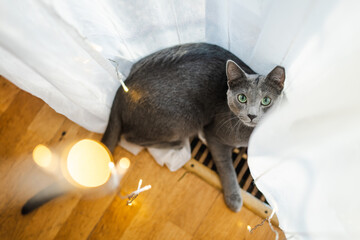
[101, 98, 122, 153]
[21, 183, 67, 215]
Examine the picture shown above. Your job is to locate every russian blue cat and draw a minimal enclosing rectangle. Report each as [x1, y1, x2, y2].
[102, 43, 285, 212]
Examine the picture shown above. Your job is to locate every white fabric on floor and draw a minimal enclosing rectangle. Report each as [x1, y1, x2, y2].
[1, 0, 360, 239]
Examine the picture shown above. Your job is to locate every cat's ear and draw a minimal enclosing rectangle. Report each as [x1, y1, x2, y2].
[226, 60, 247, 88]
[267, 66, 285, 91]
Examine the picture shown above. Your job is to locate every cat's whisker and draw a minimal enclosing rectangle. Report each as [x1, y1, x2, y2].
[216, 116, 238, 131]
[234, 119, 243, 133]
[228, 118, 242, 136]
[216, 116, 239, 136]
[231, 119, 240, 133]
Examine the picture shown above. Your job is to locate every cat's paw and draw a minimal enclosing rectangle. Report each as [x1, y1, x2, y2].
[224, 192, 243, 212]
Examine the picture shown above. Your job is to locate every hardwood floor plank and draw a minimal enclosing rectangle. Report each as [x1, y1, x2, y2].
[0, 112, 93, 239]
[88, 150, 184, 240]
[164, 172, 219, 235]
[0, 106, 65, 239]
[0, 104, 65, 212]
[0, 76, 20, 115]
[152, 221, 193, 240]
[20, 192, 82, 240]
[0, 90, 44, 158]
[193, 194, 285, 240]
[87, 150, 157, 239]
[0, 104, 66, 180]
[16, 121, 95, 240]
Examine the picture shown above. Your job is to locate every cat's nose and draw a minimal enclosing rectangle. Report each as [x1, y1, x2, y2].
[248, 114, 257, 121]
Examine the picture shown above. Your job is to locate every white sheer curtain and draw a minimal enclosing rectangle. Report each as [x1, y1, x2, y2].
[248, 1, 360, 239]
[1, 0, 359, 239]
[0, 0, 205, 132]
[0, 0, 319, 132]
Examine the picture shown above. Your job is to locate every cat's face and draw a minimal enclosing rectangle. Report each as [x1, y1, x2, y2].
[226, 60, 285, 127]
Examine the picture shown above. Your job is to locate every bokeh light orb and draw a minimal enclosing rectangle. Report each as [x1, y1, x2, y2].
[33, 144, 52, 168]
[67, 139, 112, 188]
[119, 157, 131, 169]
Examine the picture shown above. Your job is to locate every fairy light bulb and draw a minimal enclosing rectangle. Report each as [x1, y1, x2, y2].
[33, 144, 52, 168]
[119, 157, 130, 169]
[108, 161, 115, 169]
[66, 139, 113, 187]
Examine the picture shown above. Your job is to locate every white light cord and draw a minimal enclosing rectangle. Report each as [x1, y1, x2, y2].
[108, 59, 129, 92]
[268, 207, 279, 240]
[119, 179, 151, 205]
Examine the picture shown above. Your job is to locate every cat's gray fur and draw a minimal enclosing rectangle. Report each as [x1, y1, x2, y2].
[102, 43, 285, 212]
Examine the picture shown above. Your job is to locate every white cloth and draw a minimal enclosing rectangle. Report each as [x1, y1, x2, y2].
[1, 0, 360, 238]
[119, 136, 190, 172]
[248, 1, 360, 239]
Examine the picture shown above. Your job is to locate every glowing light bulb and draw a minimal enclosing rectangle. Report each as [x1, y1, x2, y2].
[108, 161, 115, 169]
[33, 144, 52, 168]
[119, 157, 130, 169]
[116, 157, 131, 176]
[67, 139, 113, 188]
[120, 81, 129, 92]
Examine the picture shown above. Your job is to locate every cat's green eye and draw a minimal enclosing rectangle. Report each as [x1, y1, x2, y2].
[237, 94, 247, 103]
[261, 97, 271, 106]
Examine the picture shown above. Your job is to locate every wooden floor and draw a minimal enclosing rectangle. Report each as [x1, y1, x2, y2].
[0, 76, 284, 240]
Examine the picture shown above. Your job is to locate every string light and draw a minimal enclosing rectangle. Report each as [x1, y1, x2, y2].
[108, 59, 129, 92]
[251, 169, 280, 239]
[268, 209, 280, 240]
[120, 179, 151, 206]
[247, 208, 279, 240]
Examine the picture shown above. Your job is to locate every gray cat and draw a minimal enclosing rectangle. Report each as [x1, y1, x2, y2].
[102, 43, 285, 212]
